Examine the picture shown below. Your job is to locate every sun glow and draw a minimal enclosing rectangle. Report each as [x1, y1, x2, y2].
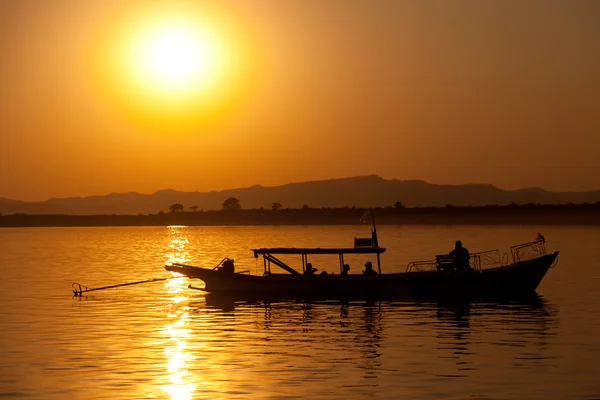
[90, 3, 261, 132]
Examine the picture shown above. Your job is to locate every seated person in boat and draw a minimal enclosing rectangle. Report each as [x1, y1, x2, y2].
[449, 240, 470, 270]
[305, 263, 317, 276]
[220, 259, 235, 274]
[341, 264, 350, 275]
[363, 261, 378, 276]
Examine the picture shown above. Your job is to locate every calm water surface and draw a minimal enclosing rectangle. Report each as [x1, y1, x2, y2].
[1, 225, 600, 399]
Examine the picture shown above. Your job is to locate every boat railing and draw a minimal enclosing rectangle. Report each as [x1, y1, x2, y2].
[406, 259, 438, 272]
[236, 270, 251, 275]
[406, 249, 503, 272]
[510, 238, 547, 263]
[470, 249, 502, 270]
[502, 252, 509, 266]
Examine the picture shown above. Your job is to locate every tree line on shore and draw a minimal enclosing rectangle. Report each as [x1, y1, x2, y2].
[2, 196, 600, 227]
[163, 197, 600, 214]
[2, 197, 600, 218]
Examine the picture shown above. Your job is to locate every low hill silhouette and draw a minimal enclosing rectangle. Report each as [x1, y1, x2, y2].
[1, 175, 600, 215]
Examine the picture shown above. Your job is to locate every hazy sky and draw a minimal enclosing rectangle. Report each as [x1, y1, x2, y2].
[1, 1, 599, 201]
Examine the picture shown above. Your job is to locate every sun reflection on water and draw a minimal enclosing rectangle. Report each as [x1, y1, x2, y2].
[166, 225, 190, 265]
[162, 309, 195, 399]
[163, 226, 196, 399]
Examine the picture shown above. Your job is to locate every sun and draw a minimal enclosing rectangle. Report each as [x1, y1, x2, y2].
[145, 28, 209, 83]
[127, 18, 224, 97]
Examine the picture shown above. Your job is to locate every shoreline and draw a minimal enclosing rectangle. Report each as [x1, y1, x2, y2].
[2, 207, 600, 227]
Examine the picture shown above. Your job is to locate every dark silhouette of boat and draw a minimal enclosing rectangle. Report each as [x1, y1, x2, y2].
[165, 222, 558, 300]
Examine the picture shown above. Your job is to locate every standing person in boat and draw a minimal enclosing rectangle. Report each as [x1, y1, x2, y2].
[363, 261, 378, 276]
[305, 263, 317, 275]
[449, 240, 470, 270]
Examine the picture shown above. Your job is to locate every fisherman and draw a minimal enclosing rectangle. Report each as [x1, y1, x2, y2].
[305, 262, 317, 276]
[449, 240, 470, 270]
[220, 259, 235, 274]
[363, 261, 378, 276]
[341, 264, 350, 275]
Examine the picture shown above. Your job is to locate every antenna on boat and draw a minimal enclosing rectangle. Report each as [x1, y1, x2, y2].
[367, 207, 383, 274]
[370, 207, 379, 247]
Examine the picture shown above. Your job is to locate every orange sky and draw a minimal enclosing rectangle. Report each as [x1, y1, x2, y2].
[1, 1, 599, 201]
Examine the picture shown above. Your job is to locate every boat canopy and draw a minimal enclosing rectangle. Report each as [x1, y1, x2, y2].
[253, 219, 385, 275]
[252, 235, 386, 275]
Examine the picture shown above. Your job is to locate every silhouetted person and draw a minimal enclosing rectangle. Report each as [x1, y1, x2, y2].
[363, 261, 378, 276]
[305, 262, 317, 276]
[449, 240, 470, 270]
[220, 259, 235, 274]
[341, 264, 350, 275]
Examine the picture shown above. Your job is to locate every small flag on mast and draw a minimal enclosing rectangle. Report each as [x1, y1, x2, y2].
[360, 209, 372, 224]
[359, 208, 378, 247]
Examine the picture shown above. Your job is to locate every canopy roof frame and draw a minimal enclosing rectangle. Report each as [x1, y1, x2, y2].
[252, 246, 386, 275]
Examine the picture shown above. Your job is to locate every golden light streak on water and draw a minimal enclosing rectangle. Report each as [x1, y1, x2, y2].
[165, 277, 188, 290]
[171, 295, 187, 304]
[162, 225, 196, 399]
[162, 310, 196, 400]
[166, 226, 190, 265]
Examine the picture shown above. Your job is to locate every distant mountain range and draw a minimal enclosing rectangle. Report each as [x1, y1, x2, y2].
[1, 175, 600, 215]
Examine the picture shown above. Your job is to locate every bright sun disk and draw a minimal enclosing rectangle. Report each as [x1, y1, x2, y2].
[127, 19, 224, 96]
[144, 28, 211, 84]
[148, 31, 200, 81]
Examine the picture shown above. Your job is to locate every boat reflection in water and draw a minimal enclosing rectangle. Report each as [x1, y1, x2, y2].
[340, 302, 383, 380]
[433, 295, 558, 379]
[196, 293, 558, 398]
[201, 295, 387, 392]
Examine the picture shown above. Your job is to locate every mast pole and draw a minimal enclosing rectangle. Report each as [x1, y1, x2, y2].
[370, 207, 378, 247]
[370, 208, 382, 273]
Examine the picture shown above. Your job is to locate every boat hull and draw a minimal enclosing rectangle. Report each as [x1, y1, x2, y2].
[165, 251, 558, 300]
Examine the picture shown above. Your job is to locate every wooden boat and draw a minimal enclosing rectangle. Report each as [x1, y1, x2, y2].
[165, 225, 559, 300]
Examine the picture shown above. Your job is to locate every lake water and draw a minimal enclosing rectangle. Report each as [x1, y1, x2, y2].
[1, 225, 600, 399]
